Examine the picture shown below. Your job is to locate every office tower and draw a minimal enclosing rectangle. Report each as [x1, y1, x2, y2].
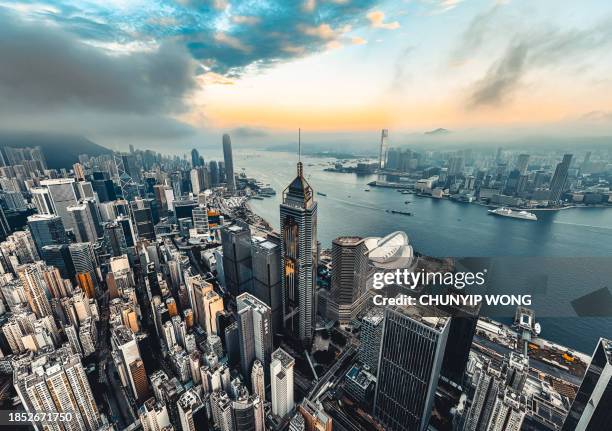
[298, 398, 333, 431]
[359, 307, 384, 372]
[374, 305, 450, 431]
[139, 397, 171, 431]
[67, 203, 99, 243]
[327, 236, 370, 324]
[112, 325, 151, 403]
[192, 204, 209, 236]
[378, 129, 389, 169]
[104, 221, 129, 257]
[30, 187, 55, 214]
[222, 134, 236, 191]
[448, 156, 465, 176]
[549, 154, 573, 203]
[116, 215, 136, 248]
[251, 236, 282, 334]
[233, 392, 264, 431]
[251, 359, 265, 401]
[132, 206, 155, 240]
[178, 389, 209, 431]
[562, 338, 612, 430]
[191, 167, 207, 195]
[40, 178, 78, 230]
[280, 157, 317, 347]
[27, 214, 68, 252]
[516, 154, 530, 175]
[17, 263, 53, 318]
[271, 347, 295, 418]
[209, 160, 220, 186]
[237, 293, 273, 379]
[41, 244, 75, 279]
[75, 181, 95, 201]
[503, 169, 521, 196]
[441, 297, 480, 389]
[69, 242, 97, 284]
[0, 205, 9, 241]
[174, 198, 197, 220]
[15, 351, 101, 431]
[221, 224, 253, 295]
[191, 148, 201, 167]
[92, 177, 117, 202]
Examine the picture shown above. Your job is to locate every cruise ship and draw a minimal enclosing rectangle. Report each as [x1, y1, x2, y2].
[488, 207, 538, 221]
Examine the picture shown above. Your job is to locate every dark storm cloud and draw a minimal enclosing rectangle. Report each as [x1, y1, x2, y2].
[0, 10, 198, 115]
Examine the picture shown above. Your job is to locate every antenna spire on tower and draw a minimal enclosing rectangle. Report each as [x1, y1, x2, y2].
[297, 128, 303, 177]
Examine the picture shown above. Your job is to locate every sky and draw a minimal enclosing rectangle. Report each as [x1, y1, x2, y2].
[1, 0, 612, 152]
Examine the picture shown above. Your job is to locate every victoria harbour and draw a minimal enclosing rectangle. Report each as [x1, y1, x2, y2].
[238, 150, 612, 353]
[238, 150, 612, 257]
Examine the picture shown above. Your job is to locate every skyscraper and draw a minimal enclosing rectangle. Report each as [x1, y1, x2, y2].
[40, 178, 78, 231]
[222, 134, 236, 192]
[374, 305, 450, 431]
[221, 224, 253, 296]
[359, 307, 384, 372]
[549, 154, 573, 203]
[237, 293, 273, 379]
[67, 203, 99, 243]
[191, 148, 201, 168]
[516, 154, 530, 175]
[251, 236, 282, 334]
[327, 236, 370, 324]
[280, 153, 317, 347]
[271, 347, 295, 418]
[27, 214, 68, 253]
[562, 338, 612, 430]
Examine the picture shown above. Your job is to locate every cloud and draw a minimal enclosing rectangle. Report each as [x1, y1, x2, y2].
[229, 127, 269, 138]
[367, 11, 400, 30]
[0, 10, 198, 115]
[351, 36, 367, 45]
[468, 43, 527, 107]
[464, 12, 612, 108]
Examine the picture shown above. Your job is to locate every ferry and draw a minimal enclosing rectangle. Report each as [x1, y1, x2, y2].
[488, 207, 537, 221]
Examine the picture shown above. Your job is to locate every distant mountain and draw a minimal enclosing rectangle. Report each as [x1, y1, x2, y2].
[425, 128, 451, 136]
[0, 132, 112, 169]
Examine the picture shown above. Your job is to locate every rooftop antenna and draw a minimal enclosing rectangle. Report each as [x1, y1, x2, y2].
[297, 128, 303, 176]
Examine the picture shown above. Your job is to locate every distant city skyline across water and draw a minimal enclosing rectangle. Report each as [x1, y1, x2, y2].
[236, 150, 612, 353]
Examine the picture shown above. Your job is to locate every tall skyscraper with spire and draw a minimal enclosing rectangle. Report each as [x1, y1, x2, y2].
[222, 134, 236, 192]
[280, 130, 318, 347]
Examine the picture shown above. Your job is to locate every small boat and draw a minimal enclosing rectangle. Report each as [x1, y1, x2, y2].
[390, 210, 412, 216]
[364, 189, 371, 192]
[404, 201, 410, 204]
[317, 192, 327, 197]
